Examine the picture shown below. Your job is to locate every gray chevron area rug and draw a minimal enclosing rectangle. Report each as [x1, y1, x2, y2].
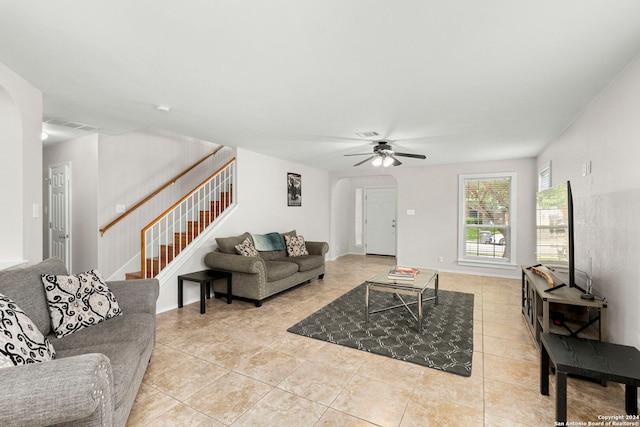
[287, 283, 474, 376]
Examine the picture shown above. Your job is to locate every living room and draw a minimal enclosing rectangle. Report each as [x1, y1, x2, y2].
[2, 2, 640, 425]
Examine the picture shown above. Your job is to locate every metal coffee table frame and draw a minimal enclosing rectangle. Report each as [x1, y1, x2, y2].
[365, 268, 439, 333]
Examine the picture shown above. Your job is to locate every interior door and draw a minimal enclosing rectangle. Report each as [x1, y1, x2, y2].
[49, 162, 71, 272]
[365, 187, 397, 256]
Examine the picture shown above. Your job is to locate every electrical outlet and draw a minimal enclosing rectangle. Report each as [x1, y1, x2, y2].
[115, 204, 126, 213]
[438, 256, 443, 263]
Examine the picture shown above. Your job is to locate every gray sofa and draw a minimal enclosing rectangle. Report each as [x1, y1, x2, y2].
[204, 231, 329, 306]
[0, 257, 158, 427]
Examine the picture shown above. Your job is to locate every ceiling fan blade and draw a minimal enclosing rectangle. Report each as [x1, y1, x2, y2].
[344, 153, 374, 156]
[390, 155, 402, 166]
[353, 156, 375, 166]
[394, 152, 427, 159]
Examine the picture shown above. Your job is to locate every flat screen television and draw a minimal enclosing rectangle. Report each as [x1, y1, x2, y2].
[535, 181, 585, 293]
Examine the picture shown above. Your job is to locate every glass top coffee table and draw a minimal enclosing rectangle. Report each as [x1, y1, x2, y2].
[365, 267, 439, 334]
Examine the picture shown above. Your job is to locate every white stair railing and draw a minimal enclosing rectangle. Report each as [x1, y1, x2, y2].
[140, 158, 236, 278]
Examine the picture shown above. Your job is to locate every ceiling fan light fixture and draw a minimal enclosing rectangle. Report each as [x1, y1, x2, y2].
[347, 140, 426, 167]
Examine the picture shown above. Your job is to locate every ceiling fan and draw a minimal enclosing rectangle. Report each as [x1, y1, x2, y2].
[344, 140, 427, 167]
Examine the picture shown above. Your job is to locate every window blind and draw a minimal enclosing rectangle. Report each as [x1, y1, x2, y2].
[459, 173, 515, 265]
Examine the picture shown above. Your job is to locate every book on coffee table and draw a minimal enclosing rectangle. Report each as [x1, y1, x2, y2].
[388, 267, 420, 282]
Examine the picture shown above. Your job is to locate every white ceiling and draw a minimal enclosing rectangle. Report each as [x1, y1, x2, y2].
[2, 1, 640, 171]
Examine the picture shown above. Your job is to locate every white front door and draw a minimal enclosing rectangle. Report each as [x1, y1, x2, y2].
[365, 187, 396, 256]
[49, 162, 71, 272]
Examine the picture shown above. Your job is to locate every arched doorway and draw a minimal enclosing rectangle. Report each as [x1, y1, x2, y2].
[330, 174, 397, 259]
[0, 85, 24, 264]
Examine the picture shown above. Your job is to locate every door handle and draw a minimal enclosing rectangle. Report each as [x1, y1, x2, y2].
[59, 234, 69, 239]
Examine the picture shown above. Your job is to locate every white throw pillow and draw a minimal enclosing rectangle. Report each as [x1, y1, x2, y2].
[0, 292, 56, 367]
[41, 269, 122, 338]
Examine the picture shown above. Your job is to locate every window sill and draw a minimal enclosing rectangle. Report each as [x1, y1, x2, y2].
[457, 259, 517, 270]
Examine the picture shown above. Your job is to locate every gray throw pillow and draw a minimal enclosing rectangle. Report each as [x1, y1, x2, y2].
[216, 232, 252, 254]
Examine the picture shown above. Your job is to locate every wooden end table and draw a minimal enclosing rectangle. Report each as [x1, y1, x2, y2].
[540, 333, 640, 424]
[178, 269, 232, 314]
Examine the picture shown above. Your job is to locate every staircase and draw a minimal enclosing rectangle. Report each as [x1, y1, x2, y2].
[125, 158, 236, 279]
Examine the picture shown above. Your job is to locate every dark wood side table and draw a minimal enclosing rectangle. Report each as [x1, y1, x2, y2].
[540, 332, 640, 424]
[178, 269, 232, 314]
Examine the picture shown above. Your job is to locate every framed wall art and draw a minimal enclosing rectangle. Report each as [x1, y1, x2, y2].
[287, 172, 302, 206]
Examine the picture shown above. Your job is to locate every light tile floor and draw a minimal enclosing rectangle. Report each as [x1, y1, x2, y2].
[126, 255, 626, 426]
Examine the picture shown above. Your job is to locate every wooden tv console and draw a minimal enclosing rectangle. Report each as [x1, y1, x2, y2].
[521, 266, 607, 349]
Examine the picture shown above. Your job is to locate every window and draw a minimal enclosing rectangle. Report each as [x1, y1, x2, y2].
[458, 173, 516, 268]
[538, 161, 551, 191]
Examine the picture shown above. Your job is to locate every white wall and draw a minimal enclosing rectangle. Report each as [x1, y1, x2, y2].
[330, 157, 538, 278]
[538, 56, 640, 347]
[219, 148, 330, 241]
[0, 62, 43, 267]
[42, 134, 100, 273]
[155, 147, 331, 312]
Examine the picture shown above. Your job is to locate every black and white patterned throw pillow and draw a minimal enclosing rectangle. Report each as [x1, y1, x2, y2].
[235, 237, 259, 257]
[285, 234, 309, 257]
[41, 269, 122, 338]
[0, 293, 56, 368]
